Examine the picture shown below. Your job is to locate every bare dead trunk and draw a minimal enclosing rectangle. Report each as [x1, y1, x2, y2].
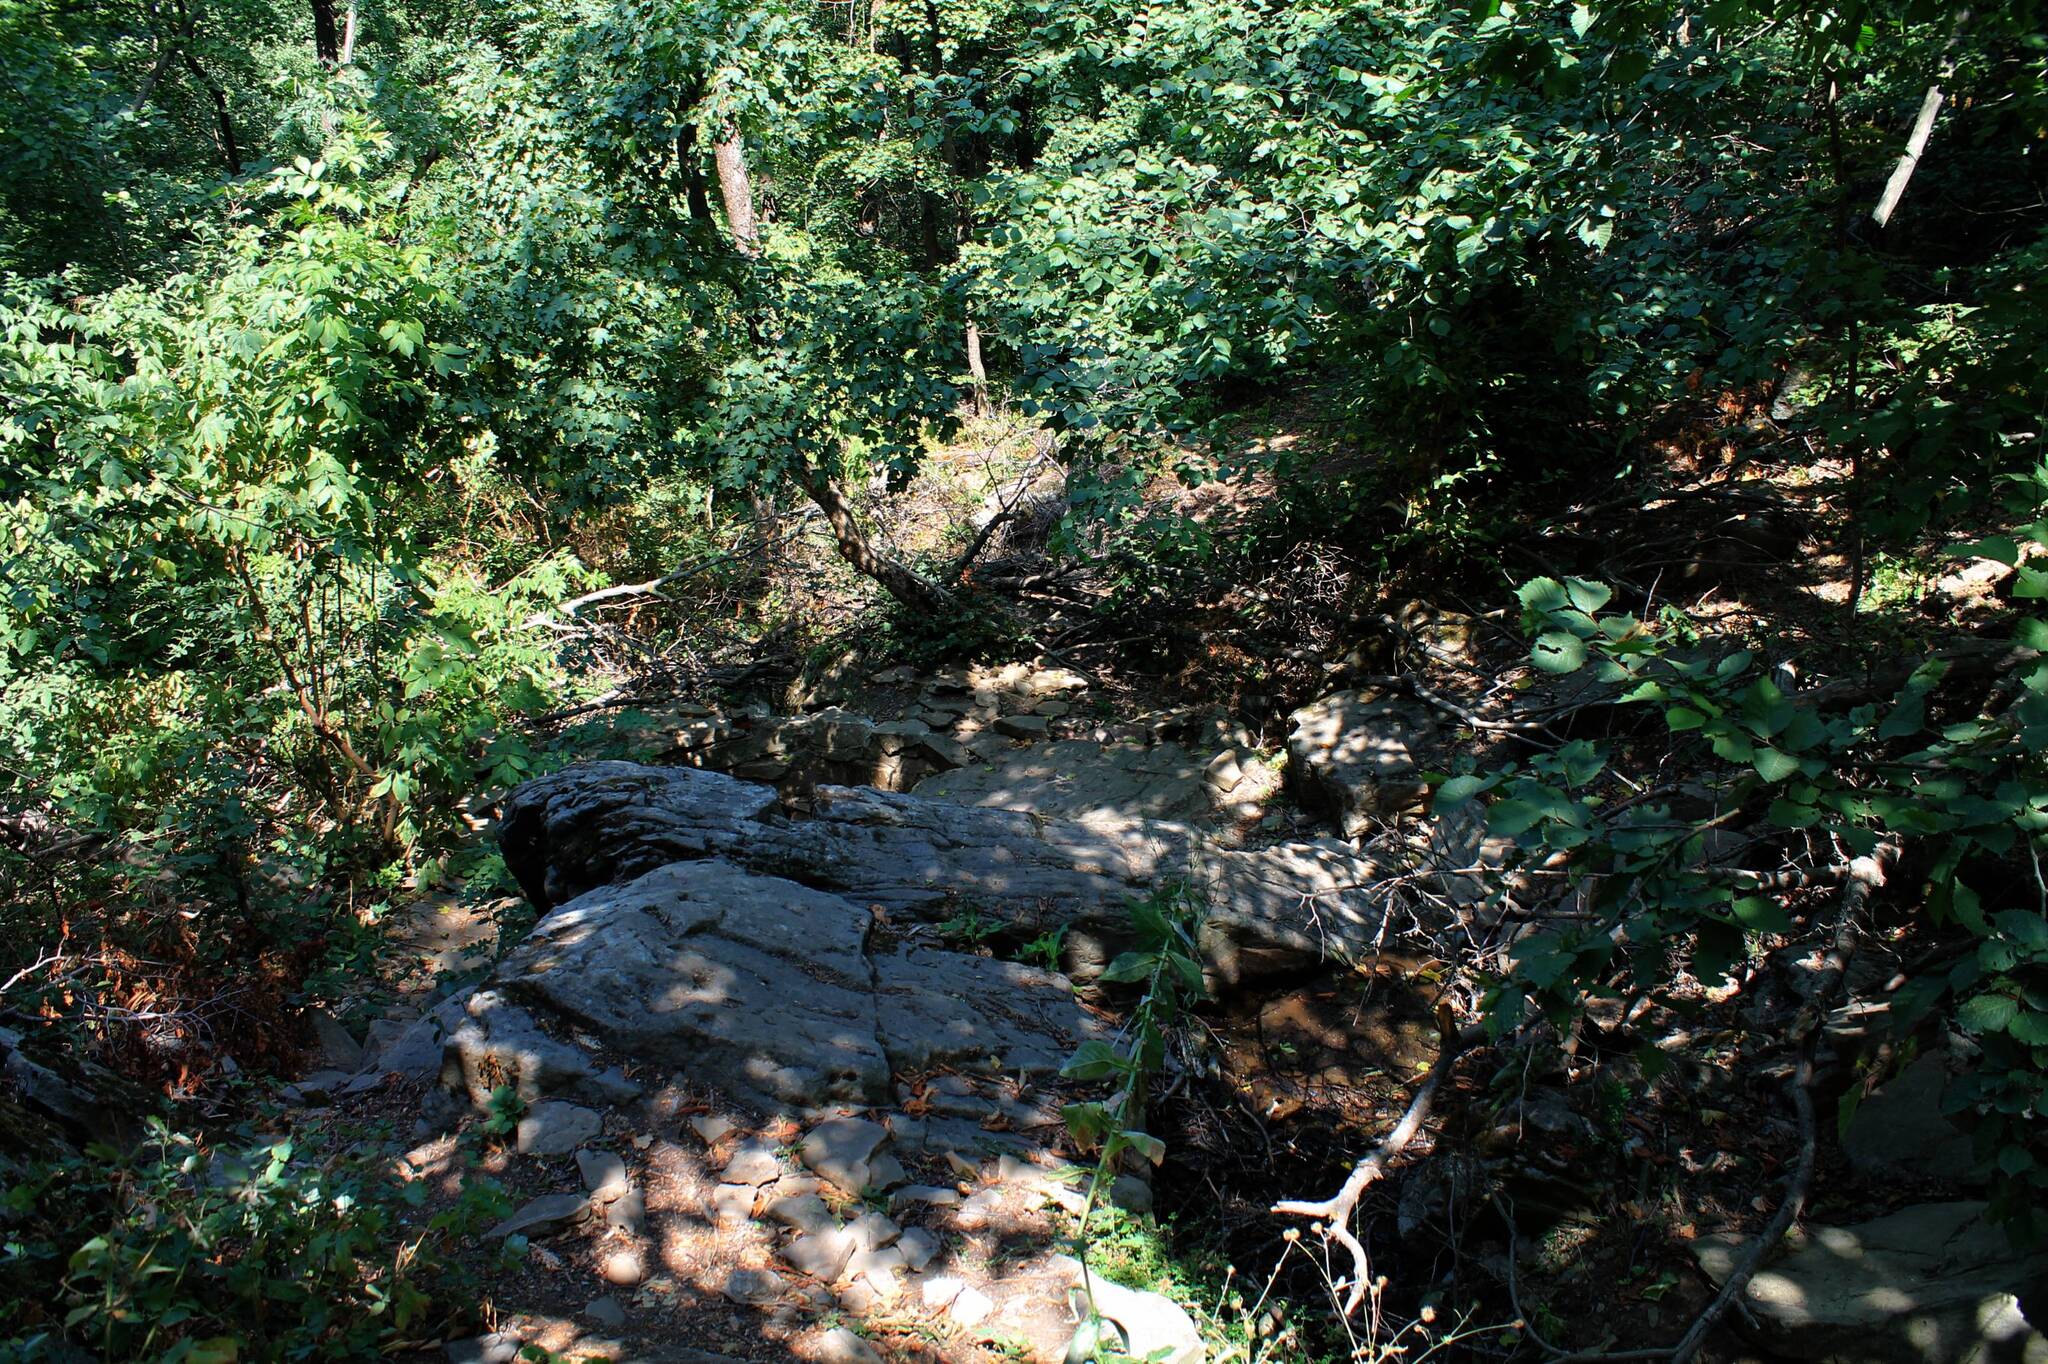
[713, 130, 759, 256]
[965, 318, 988, 414]
[792, 464, 955, 615]
[337, 1, 357, 64]
[1871, 83, 1944, 228]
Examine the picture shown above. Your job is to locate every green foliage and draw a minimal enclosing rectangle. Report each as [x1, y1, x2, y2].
[1450, 536, 2048, 1235]
[0, 1117, 510, 1361]
[1059, 885, 1206, 1361]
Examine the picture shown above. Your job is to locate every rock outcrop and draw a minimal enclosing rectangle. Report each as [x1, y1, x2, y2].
[443, 857, 1098, 1111]
[1692, 1201, 2048, 1363]
[1286, 690, 1438, 837]
[497, 761, 1402, 985]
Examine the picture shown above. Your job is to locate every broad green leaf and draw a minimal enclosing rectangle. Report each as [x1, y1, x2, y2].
[1533, 631, 1588, 674]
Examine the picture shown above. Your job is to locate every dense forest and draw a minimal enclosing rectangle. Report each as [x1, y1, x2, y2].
[3, 0, 2046, 1360]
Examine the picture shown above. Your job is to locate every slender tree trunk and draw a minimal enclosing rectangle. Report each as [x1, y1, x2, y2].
[127, 39, 180, 115]
[172, 0, 241, 174]
[713, 129, 759, 256]
[311, 0, 339, 64]
[966, 318, 988, 414]
[791, 463, 956, 615]
[337, 1, 357, 65]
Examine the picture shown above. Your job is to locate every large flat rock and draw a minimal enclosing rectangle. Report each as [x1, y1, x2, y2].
[444, 857, 1093, 1110]
[1693, 1201, 2048, 1363]
[498, 762, 1402, 984]
[914, 738, 1216, 824]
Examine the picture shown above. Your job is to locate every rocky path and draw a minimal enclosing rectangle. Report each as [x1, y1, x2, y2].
[279, 665, 2048, 1364]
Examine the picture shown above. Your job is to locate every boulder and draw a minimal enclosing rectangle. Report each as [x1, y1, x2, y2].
[462, 860, 886, 1109]
[1841, 1051, 1978, 1183]
[1692, 1201, 2048, 1363]
[1286, 692, 1437, 836]
[1055, 1257, 1204, 1364]
[443, 856, 1094, 1113]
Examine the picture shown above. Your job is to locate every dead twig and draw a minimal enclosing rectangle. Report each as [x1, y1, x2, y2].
[1271, 1006, 1488, 1315]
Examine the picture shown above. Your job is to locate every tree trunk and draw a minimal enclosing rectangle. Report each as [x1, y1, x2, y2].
[966, 318, 988, 414]
[337, 1, 357, 64]
[791, 463, 956, 615]
[713, 129, 759, 256]
[172, 0, 240, 174]
[311, 0, 339, 63]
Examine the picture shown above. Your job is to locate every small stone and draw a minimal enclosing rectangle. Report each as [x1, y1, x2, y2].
[888, 1185, 962, 1214]
[863, 1151, 908, 1192]
[308, 1007, 364, 1071]
[444, 1332, 523, 1364]
[897, 1227, 940, 1271]
[801, 1117, 888, 1194]
[632, 1132, 654, 1150]
[1204, 749, 1244, 795]
[487, 1193, 587, 1240]
[997, 1154, 1048, 1187]
[516, 1101, 602, 1156]
[782, 1227, 856, 1282]
[921, 1275, 964, 1311]
[583, 1296, 626, 1329]
[994, 714, 1049, 739]
[1035, 699, 1072, 718]
[1110, 1173, 1154, 1215]
[948, 1285, 995, 1326]
[848, 1245, 906, 1299]
[690, 1114, 736, 1146]
[722, 1138, 784, 1186]
[953, 1189, 1002, 1231]
[710, 1182, 756, 1229]
[604, 1190, 645, 1233]
[721, 1266, 789, 1306]
[837, 1279, 879, 1315]
[577, 1150, 629, 1198]
[847, 1212, 900, 1253]
[816, 1325, 884, 1364]
[602, 1248, 645, 1286]
[765, 1191, 835, 1237]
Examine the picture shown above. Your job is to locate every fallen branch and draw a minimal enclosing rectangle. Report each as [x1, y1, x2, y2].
[1272, 1007, 1487, 1314]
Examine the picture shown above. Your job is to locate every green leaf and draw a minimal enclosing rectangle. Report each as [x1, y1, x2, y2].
[1099, 951, 1158, 984]
[1120, 1130, 1166, 1165]
[1666, 705, 1706, 731]
[1958, 992, 2018, 1034]
[1533, 631, 1588, 674]
[1693, 919, 1745, 985]
[1732, 896, 1793, 933]
[1436, 774, 1489, 806]
[1751, 747, 1799, 783]
[1061, 1041, 1126, 1082]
